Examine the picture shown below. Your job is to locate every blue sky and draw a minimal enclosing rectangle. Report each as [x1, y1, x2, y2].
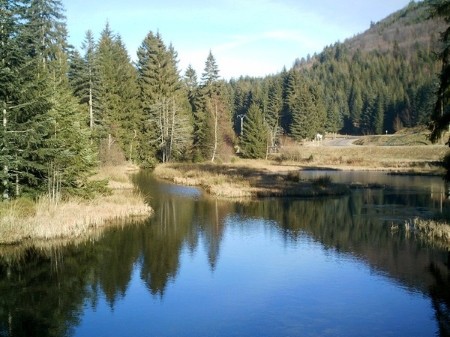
[62, 0, 415, 79]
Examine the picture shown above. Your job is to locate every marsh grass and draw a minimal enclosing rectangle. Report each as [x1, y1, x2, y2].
[0, 165, 152, 245]
[154, 162, 349, 199]
[411, 218, 450, 247]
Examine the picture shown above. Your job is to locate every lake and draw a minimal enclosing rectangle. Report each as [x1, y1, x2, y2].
[0, 170, 449, 337]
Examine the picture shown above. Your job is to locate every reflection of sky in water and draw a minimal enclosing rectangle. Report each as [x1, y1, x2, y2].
[157, 181, 203, 198]
[74, 216, 438, 337]
[166, 185, 202, 198]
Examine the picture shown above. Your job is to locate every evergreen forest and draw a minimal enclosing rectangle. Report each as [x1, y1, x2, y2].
[0, 0, 448, 200]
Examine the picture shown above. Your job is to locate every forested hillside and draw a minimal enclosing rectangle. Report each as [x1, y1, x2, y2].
[0, 0, 447, 200]
[231, 0, 445, 146]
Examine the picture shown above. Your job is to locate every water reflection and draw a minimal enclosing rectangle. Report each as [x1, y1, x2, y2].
[0, 171, 448, 336]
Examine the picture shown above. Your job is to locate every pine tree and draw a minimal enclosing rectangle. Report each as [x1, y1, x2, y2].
[95, 23, 140, 164]
[184, 65, 207, 162]
[266, 77, 283, 149]
[286, 70, 320, 140]
[68, 30, 98, 131]
[199, 51, 233, 162]
[240, 104, 268, 159]
[136, 31, 192, 164]
[1, 0, 98, 199]
[0, 0, 28, 199]
[430, 0, 450, 143]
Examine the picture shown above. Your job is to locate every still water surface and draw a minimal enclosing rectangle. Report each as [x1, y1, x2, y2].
[0, 171, 449, 337]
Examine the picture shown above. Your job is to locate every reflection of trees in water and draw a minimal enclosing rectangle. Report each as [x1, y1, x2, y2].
[429, 259, 450, 337]
[239, 191, 450, 337]
[0, 247, 91, 337]
[0, 175, 449, 336]
[0, 185, 232, 336]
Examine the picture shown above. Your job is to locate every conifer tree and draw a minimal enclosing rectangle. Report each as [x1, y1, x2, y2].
[1, 0, 98, 199]
[184, 65, 207, 162]
[68, 30, 98, 131]
[95, 24, 140, 164]
[136, 31, 192, 164]
[240, 104, 268, 159]
[199, 51, 234, 162]
[266, 77, 283, 149]
[430, 0, 450, 142]
[286, 70, 322, 140]
[0, 0, 27, 199]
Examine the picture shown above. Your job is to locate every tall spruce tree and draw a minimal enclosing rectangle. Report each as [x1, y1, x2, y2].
[266, 77, 283, 149]
[287, 70, 321, 140]
[240, 103, 268, 159]
[430, 0, 450, 143]
[136, 31, 192, 164]
[95, 23, 140, 164]
[0, 0, 98, 199]
[68, 30, 98, 131]
[199, 51, 233, 162]
[0, 0, 27, 199]
[184, 65, 207, 162]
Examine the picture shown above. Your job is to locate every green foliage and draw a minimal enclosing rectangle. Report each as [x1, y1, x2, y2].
[430, 0, 450, 142]
[1, 0, 99, 200]
[188, 52, 234, 162]
[286, 70, 325, 140]
[136, 31, 192, 163]
[240, 104, 268, 159]
[95, 25, 140, 162]
[1, 0, 445, 201]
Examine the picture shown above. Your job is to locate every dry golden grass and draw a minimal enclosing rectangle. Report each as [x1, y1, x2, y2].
[154, 161, 349, 199]
[413, 218, 450, 240]
[0, 165, 152, 245]
[91, 164, 140, 189]
[277, 144, 447, 172]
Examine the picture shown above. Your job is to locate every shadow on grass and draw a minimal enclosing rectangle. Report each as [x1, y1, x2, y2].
[166, 163, 350, 198]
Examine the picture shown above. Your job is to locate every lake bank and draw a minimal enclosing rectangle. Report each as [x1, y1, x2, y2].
[153, 161, 351, 199]
[0, 165, 152, 245]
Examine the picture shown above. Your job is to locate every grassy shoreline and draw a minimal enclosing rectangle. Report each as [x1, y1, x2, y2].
[0, 165, 152, 245]
[153, 141, 447, 200]
[154, 161, 351, 199]
[154, 156, 450, 244]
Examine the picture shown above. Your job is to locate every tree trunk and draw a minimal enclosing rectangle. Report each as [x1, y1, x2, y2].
[169, 98, 176, 162]
[2, 104, 8, 200]
[89, 79, 93, 129]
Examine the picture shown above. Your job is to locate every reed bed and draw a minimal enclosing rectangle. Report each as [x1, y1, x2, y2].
[154, 162, 349, 199]
[0, 165, 152, 245]
[411, 218, 450, 246]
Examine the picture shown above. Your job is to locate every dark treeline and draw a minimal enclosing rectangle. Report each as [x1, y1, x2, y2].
[0, 0, 447, 200]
